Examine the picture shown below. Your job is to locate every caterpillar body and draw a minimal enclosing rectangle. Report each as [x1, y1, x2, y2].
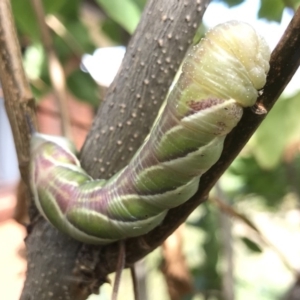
[30, 21, 270, 244]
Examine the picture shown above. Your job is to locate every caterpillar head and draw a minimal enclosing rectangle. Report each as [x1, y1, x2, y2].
[183, 21, 271, 107]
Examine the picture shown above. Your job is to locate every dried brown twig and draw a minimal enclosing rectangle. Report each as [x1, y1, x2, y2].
[31, 0, 72, 139]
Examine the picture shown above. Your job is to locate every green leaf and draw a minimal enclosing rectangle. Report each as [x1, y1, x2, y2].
[240, 237, 263, 253]
[227, 156, 290, 207]
[43, 0, 66, 13]
[250, 92, 300, 169]
[190, 204, 222, 292]
[62, 21, 94, 53]
[96, 0, 141, 34]
[101, 19, 127, 44]
[23, 43, 45, 80]
[52, 20, 94, 61]
[258, 0, 285, 22]
[134, 0, 147, 10]
[11, 0, 39, 40]
[132, 0, 147, 10]
[11, 0, 69, 40]
[215, 0, 246, 7]
[57, 0, 80, 19]
[293, 0, 300, 10]
[67, 70, 100, 107]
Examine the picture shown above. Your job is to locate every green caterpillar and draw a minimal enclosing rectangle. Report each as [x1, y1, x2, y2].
[29, 21, 270, 244]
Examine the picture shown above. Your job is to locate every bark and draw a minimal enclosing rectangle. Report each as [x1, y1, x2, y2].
[0, 0, 36, 185]
[80, 0, 209, 178]
[21, 1, 210, 299]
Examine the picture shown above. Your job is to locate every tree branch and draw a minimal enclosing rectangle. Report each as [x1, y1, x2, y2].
[0, 0, 36, 185]
[21, 1, 210, 299]
[96, 6, 300, 277]
[81, 0, 210, 178]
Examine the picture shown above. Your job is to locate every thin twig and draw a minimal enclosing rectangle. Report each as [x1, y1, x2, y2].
[130, 265, 140, 300]
[0, 0, 35, 184]
[215, 183, 235, 300]
[31, 0, 72, 139]
[45, 15, 84, 57]
[112, 241, 126, 300]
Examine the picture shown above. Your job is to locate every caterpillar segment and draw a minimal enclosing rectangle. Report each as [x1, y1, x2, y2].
[29, 21, 270, 244]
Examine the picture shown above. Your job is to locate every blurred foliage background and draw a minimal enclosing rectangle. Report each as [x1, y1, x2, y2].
[10, 0, 300, 299]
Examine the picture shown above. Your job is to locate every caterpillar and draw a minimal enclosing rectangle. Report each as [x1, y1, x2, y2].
[29, 21, 270, 244]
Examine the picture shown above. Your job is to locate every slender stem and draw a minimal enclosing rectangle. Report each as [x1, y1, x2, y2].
[45, 15, 84, 57]
[0, 0, 35, 184]
[130, 265, 140, 300]
[112, 241, 126, 300]
[31, 0, 73, 139]
[215, 183, 234, 300]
